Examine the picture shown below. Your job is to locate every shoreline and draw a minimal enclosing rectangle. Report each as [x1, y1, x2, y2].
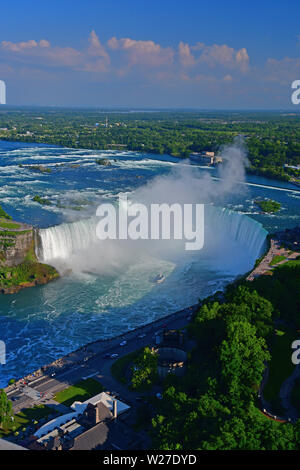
[2, 227, 273, 391]
[4, 301, 201, 392]
[0, 138, 299, 190]
[1, 140, 297, 391]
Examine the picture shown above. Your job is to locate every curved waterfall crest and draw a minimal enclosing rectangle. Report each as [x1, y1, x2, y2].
[36, 217, 99, 262]
[205, 205, 267, 259]
[36, 206, 267, 263]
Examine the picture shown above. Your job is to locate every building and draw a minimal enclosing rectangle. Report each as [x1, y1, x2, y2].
[162, 329, 185, 347]
[27, 391, 139, 450]
[156, 347, 187, 378]
[155, 329, 187, 379]
[190, 151, 223, 166]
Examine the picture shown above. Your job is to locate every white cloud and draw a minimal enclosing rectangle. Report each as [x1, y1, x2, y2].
[178, 42, 195, 67]
[197, 44, 249, 72]
[107, 36, 174, 68]
[0, 32, 250, 85]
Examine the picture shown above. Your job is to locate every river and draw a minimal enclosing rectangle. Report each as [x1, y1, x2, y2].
[0, 141, 299, 386]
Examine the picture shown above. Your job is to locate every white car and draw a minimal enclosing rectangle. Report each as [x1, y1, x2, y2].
[138, 334, 146, 339]
[111, 353, 119, 359]
[120, 341, 127, 346]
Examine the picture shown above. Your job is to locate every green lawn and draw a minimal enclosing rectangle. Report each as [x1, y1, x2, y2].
[111, 349, 143, 385]
[270, 255, 286, 266]
[264, 329, 298, 413]
[0, 220, 20, 229]
[0, 405, 55, 438]
[53, 378, 103, 407]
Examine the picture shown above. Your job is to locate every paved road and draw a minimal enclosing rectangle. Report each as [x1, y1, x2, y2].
[7, 304, 197, 414]
[280, 363, 300, 422]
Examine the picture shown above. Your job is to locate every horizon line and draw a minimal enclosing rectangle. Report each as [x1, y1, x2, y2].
[0, 104, 300, 113]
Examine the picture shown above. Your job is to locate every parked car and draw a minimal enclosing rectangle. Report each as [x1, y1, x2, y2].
[102, 353, 111, 359]
[110, 353, 119, 359]
[120, 341, 127, 346]
[138, 334, 146, 339]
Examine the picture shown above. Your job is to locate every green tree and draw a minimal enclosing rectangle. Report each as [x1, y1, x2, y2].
[0, 389, 13, 429]
[220, 320, 270, 405]
[131, 347, 158, 390]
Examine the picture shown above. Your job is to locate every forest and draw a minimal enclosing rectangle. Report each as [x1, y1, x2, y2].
[150, 260, 300, 449]
[0, 109, 300, 183]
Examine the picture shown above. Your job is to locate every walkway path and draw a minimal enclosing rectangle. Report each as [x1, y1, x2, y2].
[6, 304, 198, 414]
[247, 238, 299, 281]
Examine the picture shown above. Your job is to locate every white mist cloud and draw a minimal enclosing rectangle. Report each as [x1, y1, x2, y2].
[39, 140, 249, 275]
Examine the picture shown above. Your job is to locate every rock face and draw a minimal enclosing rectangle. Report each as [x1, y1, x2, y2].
[0, 215, 59, 294]
[95, 158, 111, 166]
[0, 223, 33, 267]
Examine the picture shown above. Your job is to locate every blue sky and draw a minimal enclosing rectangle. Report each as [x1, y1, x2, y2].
[1, 0, 300, 108]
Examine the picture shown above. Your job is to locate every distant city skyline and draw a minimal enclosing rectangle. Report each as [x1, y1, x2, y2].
[0, 1, 300, 109]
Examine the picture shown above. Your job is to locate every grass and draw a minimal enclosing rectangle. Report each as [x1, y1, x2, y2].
[24, 240, 38, 262]
[0, 206, 12, 220]
[0, 220, 20, 229]
[264, 328, 298, 413]
[53, 378, 103, 407]
[270, 255, 286, 266]
[111, 349, 143, 385]
[0, 405, 55, 438]
[0, 230, 31, 237]
[0, 260, 58, 288]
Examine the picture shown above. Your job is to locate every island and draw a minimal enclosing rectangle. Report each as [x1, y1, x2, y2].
[95, 158, 111, 166]
[255, 198, 281, 213]
[32, 195, 52, 206]
[0, 205, 59, 294]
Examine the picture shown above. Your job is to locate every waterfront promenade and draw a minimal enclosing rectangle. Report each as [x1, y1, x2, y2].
[246, 237, 299, 281]
[5, 303, 198, 413]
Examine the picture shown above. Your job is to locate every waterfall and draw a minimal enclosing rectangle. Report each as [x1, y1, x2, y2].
[205, 205, 268, 260]
[37, 217, 98, 262]
[36, 206, 267, 264]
